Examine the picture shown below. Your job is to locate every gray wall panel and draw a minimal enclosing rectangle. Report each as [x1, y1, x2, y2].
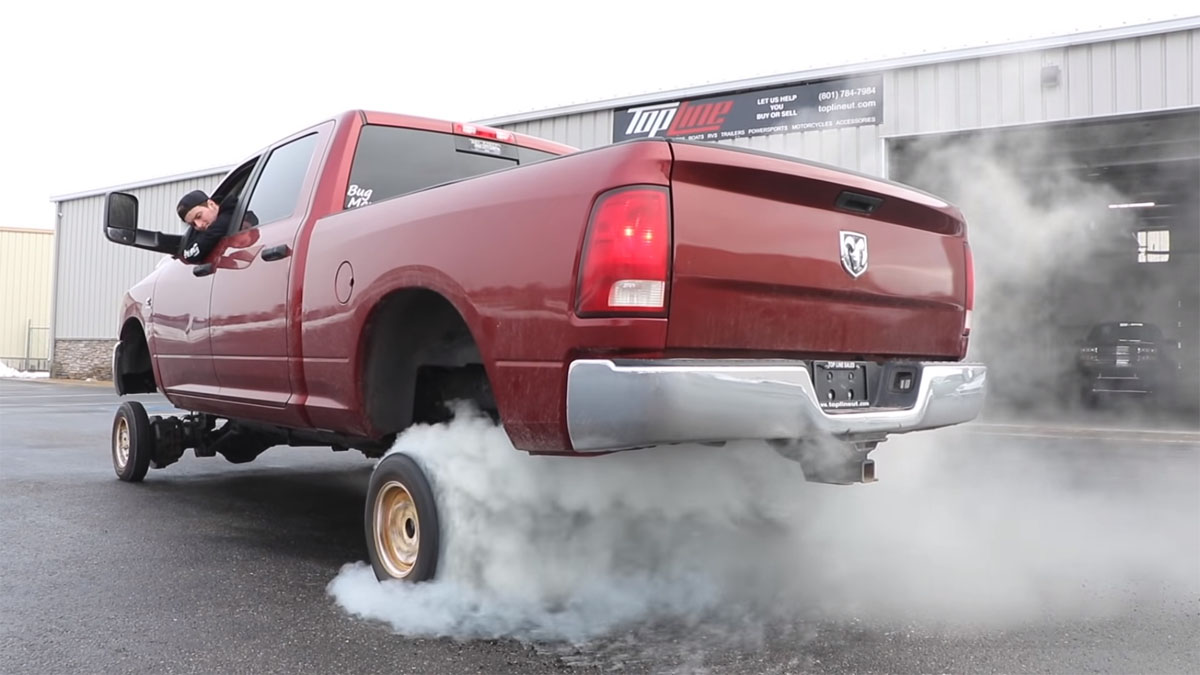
[859, 124, 880, 176]
[1115, 39, 1140, 112]
[1091, 40, 1116, 115]
[957, 59, 981, 128]
[999, 53, 1023, 125]
[1140, 35, 1166, 109]
[1191, 29, 1200, 106]
[895, 68, 918, 133]
[936, 62, 958, 129]
[1020, 51, 1043, 121]
[552, 116, 567, 147]
[838, 127, 858, 170]
[54, 174, 223, 339]
[1164, 31, 1191, 107]
[979, 57, 1002, 127]
[1067, 44, 1092, 116]
[817, 128, 840, 165]
[916, 65, 938, 131]
[1043, 48, 1070, 120]
[766, 132, 787, 154]
[510, 111, 613, 149]
[592, 112, 609, 148]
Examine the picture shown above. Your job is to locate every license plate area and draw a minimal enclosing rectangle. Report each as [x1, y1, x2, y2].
[813, 360, 870, 410]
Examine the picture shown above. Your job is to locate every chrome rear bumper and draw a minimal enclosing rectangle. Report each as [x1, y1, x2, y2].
[565, 359, 987, 452]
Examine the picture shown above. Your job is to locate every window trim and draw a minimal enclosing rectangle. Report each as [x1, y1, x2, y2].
[239, 131, 323, 230]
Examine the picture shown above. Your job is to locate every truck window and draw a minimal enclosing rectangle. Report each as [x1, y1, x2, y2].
[243, 132, 320, 227]
[211, 158, 260, 211]
[343, 125, 558, 210]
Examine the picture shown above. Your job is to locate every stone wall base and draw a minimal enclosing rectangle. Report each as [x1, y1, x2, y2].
[52, 339, 115, 380]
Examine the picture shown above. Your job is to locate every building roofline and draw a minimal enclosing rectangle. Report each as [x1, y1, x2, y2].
[0, 226, 55, 235]
[49, 165, 236, 203]
[477, 16, 1200, 126]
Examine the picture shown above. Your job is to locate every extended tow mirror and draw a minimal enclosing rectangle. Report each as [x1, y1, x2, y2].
[101, 191, 184, 256]
[104, 192, 139, 245]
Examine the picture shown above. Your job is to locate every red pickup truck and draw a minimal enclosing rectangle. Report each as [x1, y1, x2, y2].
[104, 109, 986, 583]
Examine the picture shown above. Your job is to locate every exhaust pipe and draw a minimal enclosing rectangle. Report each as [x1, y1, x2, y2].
[861, 458, 876, 483]
[770, 439, 879, 485]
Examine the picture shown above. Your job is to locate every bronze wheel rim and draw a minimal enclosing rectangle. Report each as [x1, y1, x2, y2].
[114, 416, 130, 470]
[374, 480, 420, 579]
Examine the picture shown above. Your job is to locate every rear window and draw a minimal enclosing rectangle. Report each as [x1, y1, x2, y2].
[343, 124, 558, 210]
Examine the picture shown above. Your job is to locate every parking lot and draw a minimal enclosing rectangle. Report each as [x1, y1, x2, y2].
[1, 378, 1197, 674]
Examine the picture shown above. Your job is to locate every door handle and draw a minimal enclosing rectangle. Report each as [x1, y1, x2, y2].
[261, 244, 291, 262]
[192, 263, 214, 277]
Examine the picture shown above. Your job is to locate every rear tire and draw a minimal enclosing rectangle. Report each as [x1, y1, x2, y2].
[112, 401, 153, 482]
[365, 452, 440, 582]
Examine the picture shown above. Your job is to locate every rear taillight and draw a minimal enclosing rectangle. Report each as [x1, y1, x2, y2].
[453, 122, 514, 142]
[576, 186, 671, 316]
[964, 240, 975, 336]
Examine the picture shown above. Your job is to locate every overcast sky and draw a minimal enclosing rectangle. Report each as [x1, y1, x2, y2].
[2, 1, 1196, 231]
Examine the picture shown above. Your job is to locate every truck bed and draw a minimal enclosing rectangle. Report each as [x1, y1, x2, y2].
[664, 140, 971, 361]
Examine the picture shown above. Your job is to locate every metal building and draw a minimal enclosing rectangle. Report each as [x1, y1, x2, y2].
[484, 18, 1199, 174]
[0, 227, 54, 372]
[479, 17, 1200, 411]
[48, 167, 228, 379]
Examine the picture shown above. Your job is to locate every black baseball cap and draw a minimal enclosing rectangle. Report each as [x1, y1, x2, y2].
[176, 190, 210, 221]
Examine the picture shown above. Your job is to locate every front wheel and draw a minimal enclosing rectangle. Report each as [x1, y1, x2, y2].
[365, 452, 440, 582]
[112, 401, 153, 482]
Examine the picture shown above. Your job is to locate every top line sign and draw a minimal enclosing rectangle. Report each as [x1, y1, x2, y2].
[612, 74, 884, 143]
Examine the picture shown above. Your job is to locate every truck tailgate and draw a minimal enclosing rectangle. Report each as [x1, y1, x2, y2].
[666, 141, 970, 360]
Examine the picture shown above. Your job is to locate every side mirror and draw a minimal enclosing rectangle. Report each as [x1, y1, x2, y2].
[104, 192, 139, 245]
[101, 191, 184, 256]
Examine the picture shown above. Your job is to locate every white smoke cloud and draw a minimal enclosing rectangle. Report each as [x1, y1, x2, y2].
[327, 408, 1199, 653]
[328, 409, 818, 645]
[900, 132, 1144, 411]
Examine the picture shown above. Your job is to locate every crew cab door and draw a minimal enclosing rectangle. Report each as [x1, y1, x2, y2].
[208, 123, 330, 418]
[147, 159, 259, 403]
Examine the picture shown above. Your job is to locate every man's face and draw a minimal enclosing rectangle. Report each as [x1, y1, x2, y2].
[184, 200, 219, 230]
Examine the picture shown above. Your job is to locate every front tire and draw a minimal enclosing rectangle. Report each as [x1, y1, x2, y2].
[365, 453, 440, 582]
[112, 401, 153, 482]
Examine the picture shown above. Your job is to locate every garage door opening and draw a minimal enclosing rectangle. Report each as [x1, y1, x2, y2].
[886, 110, 1199, 422]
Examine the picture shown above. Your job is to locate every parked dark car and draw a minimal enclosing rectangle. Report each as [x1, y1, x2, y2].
[1075, 321, 1180, 407]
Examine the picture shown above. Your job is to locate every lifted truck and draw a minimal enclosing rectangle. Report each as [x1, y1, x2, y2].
[104, 109, 987, 583]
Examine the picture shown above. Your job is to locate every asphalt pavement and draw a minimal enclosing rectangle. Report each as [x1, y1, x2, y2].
[1, 378, 1197, 674]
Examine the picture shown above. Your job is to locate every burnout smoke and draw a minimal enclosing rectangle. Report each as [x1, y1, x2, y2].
[894, 128, 1188, 413]
[328, 132, 1197, 652]
[327, 412, 1198, 647]
[328, 407, 820, 644]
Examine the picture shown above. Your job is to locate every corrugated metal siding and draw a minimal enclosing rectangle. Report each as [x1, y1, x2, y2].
[507, 111, 614, 150]
[53, 174, 223, 339]
[0, 229, 54, 366]
[498, 27, 1197, 179]
[887, 28, 1198, 137]
[719, 125, 880, 176]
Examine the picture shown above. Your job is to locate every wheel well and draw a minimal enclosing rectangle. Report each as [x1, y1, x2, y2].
[116, 319, 157, 394]
[362, 289, 495, 436]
